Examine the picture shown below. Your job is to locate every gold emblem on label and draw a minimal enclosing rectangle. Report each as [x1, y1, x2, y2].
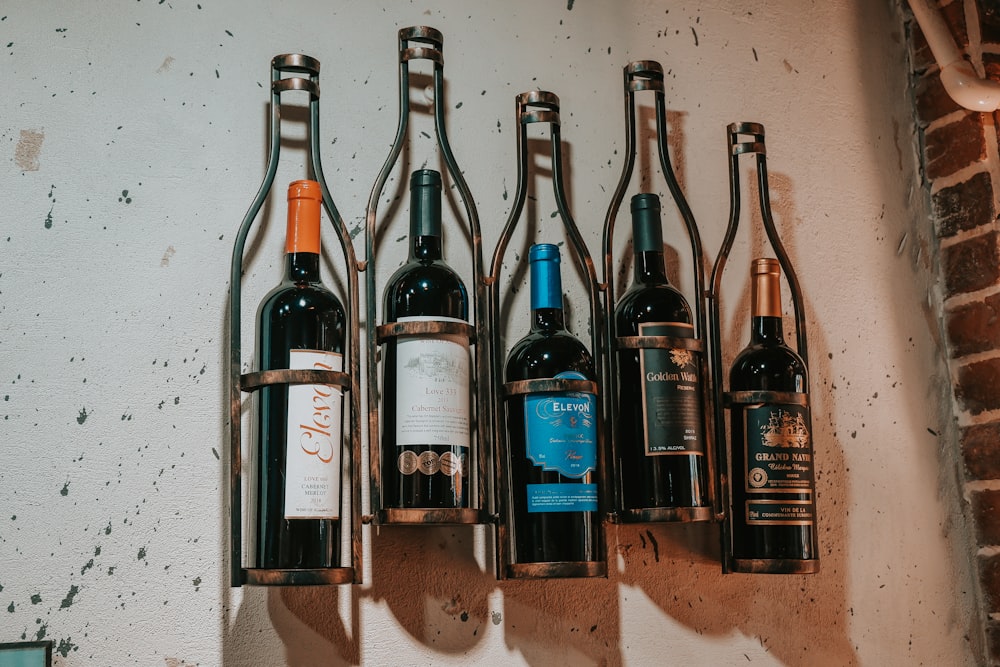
[439, 452, 460, 476]
[748, 467, 768, 488]
[398, 450, 419, 475]
[418, 451, 440, 475]
[759, 409, 810, 448]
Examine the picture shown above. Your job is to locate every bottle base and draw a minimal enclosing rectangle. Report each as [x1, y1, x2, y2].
[618, 506, 714, 523]
[505, 560, 607, 579]
[242, 566, 355, 586]
[377, 507, 488, 525]
[728, 558, 819, 575]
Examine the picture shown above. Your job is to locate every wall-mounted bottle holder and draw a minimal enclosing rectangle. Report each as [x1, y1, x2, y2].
[488, 91, 608, 579]
[364, 27, 491, 526]
[707, 122, 816, 575]
[227, 54, 363, 586]
[602, 60, 718, 525]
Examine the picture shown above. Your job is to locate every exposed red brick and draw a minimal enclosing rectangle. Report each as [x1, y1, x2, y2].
[948, 293, 1000, 357]
[981, 554, 1000, 613]
[909, 0, 970, 73]
[961, 422, 1000, 479]
[987, 620, 1000, 665]
[985, 53, 1000, 80]
[915, 69, 963, 127]
[978, 0, 1000, 45]
[925, 113, 988, 180]
[972, 490, 1000, 545]
[957, 356, 1000, 415]
[942, 231, 1000, 296]
[931, 171, 996, 238]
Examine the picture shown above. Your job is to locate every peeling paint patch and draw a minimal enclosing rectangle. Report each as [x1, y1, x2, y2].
[161, 246, 175, 266]
[15, 129, 44, 171]
[645, 529, 660, 562]
[59, 585, 79, 609]
[56, 638, 76, 658]
[77, 407, 88, 425]
[60, 480, 69, 496]
[30, 593, 41, 604]
[491, 611, 502, 625]
[138, 547, 147, 561]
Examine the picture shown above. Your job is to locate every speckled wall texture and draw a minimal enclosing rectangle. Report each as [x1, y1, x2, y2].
[0, 1, 980, 665]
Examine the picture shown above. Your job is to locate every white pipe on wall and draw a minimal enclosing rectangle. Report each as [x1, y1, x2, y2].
[907, 0, 1000, 112]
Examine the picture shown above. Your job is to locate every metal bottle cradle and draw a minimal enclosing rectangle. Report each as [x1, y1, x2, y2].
[707, 122, 815, 575]
[228, 54, 363, 586]
[364, 27, 490, 526]
[601, 60, 718, 524]
[488, 91, 608, 579]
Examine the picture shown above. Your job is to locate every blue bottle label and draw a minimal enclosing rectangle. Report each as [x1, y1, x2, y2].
[523, 370, 598, 513]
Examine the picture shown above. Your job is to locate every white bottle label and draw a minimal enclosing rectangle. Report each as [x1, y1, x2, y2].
[284, 349, 343, 520]
[394, 316, 471, 448]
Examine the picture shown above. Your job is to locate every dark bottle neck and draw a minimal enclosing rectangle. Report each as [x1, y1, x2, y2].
[409, 169, 443, 263]
[286, 252, 320, 283]
[410, 235, 442, 261]
[750, 315, 785, 345]
[531, 307, 566, 332]
[633, 250, 668, 286]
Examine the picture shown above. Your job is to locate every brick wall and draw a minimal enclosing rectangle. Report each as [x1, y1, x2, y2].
[908, 0, 1000, 662]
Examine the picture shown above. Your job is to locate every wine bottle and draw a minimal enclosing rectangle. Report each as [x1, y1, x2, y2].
[614, 193, 709, 516]
[381, 169, 471, 509]
[254, 180, 346, 569]
[728, 258, 817, 568]
[504, 243, 600, 565]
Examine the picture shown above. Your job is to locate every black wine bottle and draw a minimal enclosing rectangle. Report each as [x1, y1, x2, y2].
[381, 169, 471, 508]
[614, 194, 709, 516]
[504, 243, 600, 565]
[254, 180, 346, 569]
[728, 258, 817, 569]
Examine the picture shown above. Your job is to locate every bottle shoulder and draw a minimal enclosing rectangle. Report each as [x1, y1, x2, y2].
[258, 280, 345, 319]
[614, 283, 692, 333]
[729, 341, 807, 391]
[384, 259, 468, 319]
[504, 329, 594, 381]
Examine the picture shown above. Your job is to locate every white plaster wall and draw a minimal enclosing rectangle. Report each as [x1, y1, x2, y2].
[0, 0, 978, 665]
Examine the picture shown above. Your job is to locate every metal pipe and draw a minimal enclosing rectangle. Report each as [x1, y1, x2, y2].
[907, 0, 1000, 112]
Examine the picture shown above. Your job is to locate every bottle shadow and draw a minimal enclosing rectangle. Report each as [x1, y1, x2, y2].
[367, 525, 493, 653]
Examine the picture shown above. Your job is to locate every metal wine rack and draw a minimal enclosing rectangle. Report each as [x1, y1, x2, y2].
[227, 54, 363, 586]
[487, 91, 608, 579]
[601, 60, 718, 524]
[364, 27, 490, 526]
[707, 122, 815, 575]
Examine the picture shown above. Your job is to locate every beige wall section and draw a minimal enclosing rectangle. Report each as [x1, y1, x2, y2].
[0, 0, 979, 664]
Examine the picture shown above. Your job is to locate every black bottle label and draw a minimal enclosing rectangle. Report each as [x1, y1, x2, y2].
[638, 322, 705, 456]
[742, 403, 814, 526]
[524, 371, 598, 513]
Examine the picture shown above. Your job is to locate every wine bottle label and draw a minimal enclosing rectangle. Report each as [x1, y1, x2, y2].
[284, 349, 343, 520]
[742, 402, 814, 526]
[394, 316, 471, 450]
[524, 371, 598, 513]
[638, 322, 705, 456]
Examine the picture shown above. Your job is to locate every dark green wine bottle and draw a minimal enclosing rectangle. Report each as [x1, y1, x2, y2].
[381, 169, 471, 509]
